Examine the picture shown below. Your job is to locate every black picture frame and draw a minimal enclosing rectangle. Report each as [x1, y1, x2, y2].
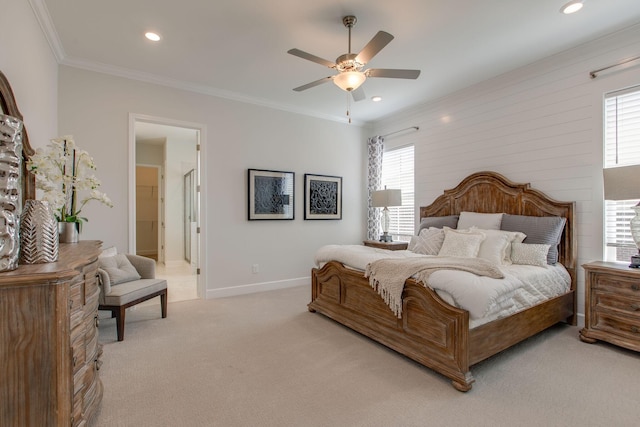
[248, 169, 295, 220]
[304, 174, 342, 220]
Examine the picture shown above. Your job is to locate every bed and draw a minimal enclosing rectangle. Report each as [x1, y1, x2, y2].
[309, 171, 576, 391]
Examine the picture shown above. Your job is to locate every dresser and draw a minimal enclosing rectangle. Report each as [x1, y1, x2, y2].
[0, 241, 103, 426]
[580, 261, 640, 352]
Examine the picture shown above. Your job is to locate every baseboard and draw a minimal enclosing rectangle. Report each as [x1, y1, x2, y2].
[206, 277, 309, 299]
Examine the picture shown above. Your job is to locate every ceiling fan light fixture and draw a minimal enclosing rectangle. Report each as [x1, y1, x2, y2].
[145, 32, 161, 41]
[333, 71, 366, 92]
[560, 1, 583, 14]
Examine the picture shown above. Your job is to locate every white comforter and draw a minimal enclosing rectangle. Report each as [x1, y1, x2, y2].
[314, 245, 571, 328]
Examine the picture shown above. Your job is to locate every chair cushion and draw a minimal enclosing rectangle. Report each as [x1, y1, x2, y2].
[99, 254, 141, 285]
[103, 278, 167, 306]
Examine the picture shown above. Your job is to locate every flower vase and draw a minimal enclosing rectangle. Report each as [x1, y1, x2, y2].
[0, 113, 23, 272]
[19, 200, 59, 264]
[59, 222, 79, 243]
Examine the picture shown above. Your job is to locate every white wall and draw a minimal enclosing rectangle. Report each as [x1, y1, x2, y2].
[57, 67, 367, 297]
[372, 23, 640, 321]
[0, 1, 58, 149]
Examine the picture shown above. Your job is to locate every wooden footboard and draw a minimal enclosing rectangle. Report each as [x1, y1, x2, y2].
[310, 261, 474, 391]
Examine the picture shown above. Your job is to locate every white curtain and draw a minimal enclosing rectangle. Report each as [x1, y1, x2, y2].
[367, 136, 384, 240]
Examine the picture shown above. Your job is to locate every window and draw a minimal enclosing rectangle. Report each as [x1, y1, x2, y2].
[381, 145, 414, 241]
[604, 86, 640, 262]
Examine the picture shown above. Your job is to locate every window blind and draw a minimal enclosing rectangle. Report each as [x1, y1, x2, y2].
[381, 145, 414, 240]
[604, 85, 640, 257]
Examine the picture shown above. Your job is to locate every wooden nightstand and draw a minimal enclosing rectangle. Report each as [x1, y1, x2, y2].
[363, 240, 408, 251]
[580, 261, 640, 352]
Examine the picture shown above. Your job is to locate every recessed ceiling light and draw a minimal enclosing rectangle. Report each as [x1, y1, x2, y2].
[145, 32, 161, 42]
[560, 1, 583, 14]
[371, 96, 382, 102]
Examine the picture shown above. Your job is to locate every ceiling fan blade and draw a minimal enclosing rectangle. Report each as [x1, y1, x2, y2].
[351, 86, 366, 102]
[356, 31, 394, 64]
[293, 76, 334, 92]
[366, 68, 421, 79]
[287, 49, 336, 68]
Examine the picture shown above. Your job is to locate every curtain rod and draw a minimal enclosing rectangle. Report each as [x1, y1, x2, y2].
[382, 126, 419, 139]
[590, 55, 640, 79]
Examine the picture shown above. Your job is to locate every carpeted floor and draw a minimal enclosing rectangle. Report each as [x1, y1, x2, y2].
[93, 285, 640, 426]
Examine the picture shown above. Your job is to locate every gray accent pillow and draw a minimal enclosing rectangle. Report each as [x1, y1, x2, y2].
[99, 253, 141, 285]
[500, 214, 567, 265]
[418, 215, 459, 233]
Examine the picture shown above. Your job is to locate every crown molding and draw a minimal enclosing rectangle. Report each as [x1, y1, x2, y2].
[28, 0, 66, 62]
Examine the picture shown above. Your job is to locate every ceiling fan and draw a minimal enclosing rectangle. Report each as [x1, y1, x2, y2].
[288, 15, 421, 102]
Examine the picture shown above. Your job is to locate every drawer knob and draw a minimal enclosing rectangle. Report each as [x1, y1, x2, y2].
[73, 356, 77, 367]
[632, 284, 640, 291]
[95, 315, 100, 328]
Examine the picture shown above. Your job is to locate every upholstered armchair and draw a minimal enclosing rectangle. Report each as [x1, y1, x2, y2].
[97, 251, 167, 341]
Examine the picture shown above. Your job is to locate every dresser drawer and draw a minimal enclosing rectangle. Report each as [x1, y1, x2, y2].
[593, 310, 640, 339]
[71, 330, 87, 374]
[593, 272, 640, 297]
[594, 291, 640, 316]
[83, 260, 99, 300]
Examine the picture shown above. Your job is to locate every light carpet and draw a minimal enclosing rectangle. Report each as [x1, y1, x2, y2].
[93, 285, 640, 426]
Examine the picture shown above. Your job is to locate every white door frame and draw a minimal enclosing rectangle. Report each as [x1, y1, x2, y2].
[128, 113, 207, 299]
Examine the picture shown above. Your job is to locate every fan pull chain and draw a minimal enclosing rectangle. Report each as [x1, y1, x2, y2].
[346, 92, 352, 124]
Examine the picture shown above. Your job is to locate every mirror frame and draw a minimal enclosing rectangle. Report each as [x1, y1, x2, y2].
[0, 70, 36, 201]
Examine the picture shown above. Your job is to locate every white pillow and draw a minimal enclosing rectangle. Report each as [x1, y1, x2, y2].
[473, 228, 526, 265]
[457, 212, 504, 230]
[438, 228, 486, 258]
[98, 254, 141, 285]
[511, 243, 550, 267]
[408, 227, 445, 255]
[99, 246, 118, 258]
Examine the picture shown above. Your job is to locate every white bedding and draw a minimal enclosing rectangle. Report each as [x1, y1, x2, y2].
[314, 245, 571, 328]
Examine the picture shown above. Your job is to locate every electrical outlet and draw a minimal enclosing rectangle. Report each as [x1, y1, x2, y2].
[252, 264, 259, 274]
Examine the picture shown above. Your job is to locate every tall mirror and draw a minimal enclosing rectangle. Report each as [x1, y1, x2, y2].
[0, 70, 36, 201]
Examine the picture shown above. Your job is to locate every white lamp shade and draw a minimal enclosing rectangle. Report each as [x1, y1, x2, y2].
[371, 189, 402, 208]
[333, 71, 366, 92]
[603, 165, 640, 200]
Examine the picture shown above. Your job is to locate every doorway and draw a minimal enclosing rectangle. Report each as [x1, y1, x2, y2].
[129, 114, 206, 302]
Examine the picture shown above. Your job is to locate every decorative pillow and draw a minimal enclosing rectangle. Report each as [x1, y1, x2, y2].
[511, 243, 551, 267]
[99, 246, 118, 258]
[500, 214, 566, 265]
[408, 227, 445, 255]
[417, 215, 459, 233]
[472, 228, 527, 265]
[438, 228, 486, 258]
[457, 212, 504, 230]
[98, 254, 141, 285]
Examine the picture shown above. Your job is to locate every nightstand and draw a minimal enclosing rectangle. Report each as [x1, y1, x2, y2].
[580, 261, 640, 352]
[363, 240, 408, 251]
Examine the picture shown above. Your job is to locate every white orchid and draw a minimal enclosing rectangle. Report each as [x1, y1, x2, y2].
[27, 135, 113, 226]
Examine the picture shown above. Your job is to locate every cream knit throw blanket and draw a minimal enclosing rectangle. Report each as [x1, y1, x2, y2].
[364, 257, 505, 318]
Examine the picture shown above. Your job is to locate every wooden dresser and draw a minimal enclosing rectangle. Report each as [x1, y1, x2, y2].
[0, 241, 103, 426]
[580, 261, 640, 352]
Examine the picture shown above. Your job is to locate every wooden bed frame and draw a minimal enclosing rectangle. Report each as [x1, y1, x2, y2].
[309, 171, 577, 391]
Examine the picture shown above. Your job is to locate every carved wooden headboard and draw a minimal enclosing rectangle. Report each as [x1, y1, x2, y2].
[0, 70, 36, 201]
[420, 171, 577, 289]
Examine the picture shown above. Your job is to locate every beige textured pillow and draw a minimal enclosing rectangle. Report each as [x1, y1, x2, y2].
[438, 228, 486, 258]
[408, 227, 445, 255]
[98, 254, 141, 285]
[511, 243, 550, 267]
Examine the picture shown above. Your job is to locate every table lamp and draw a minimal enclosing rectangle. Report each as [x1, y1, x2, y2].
[371, 187, 402, 242]
[603, 164, 640, 268]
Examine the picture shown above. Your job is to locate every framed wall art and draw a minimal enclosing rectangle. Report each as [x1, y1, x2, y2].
[248, 169, 295, 220]
[304, 174, 342, 220]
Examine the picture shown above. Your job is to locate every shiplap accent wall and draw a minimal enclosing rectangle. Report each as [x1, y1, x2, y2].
[372, 24, 640, 320]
